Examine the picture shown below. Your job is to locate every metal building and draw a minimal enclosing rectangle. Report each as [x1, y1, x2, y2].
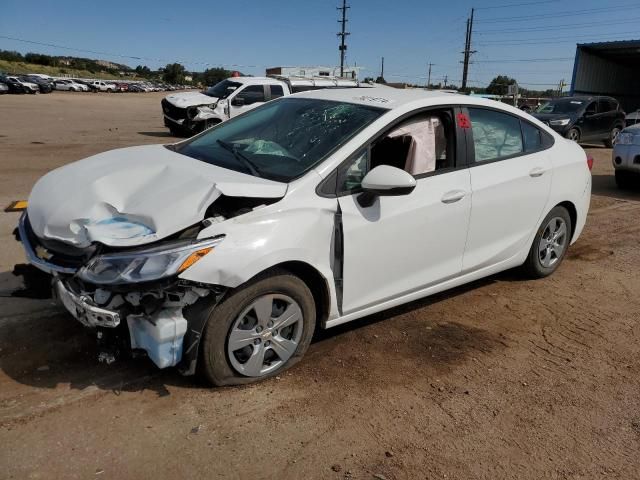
[571, 40, 640, 112]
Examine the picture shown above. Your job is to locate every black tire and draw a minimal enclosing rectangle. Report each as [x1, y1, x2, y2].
[198, 271, 316, 386]
[106, 88, 113, 93]
[604, 125, 622, 148]
[168, 125, 184, 137]
[615, 170, 634, 189]
[522, 206, 572, 279]
[566, 128, 580, 143]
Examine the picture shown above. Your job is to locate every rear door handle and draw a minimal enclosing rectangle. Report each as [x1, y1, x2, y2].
[441, 190, 467, 204]
[529, 167, 547, 177]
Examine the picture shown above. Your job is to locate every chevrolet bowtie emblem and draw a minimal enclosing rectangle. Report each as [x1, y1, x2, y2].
[35, 245, 53, 261]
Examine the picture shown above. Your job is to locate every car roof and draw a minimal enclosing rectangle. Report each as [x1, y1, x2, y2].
[231, 76, 287, 86]
[291, 85, 529, 113]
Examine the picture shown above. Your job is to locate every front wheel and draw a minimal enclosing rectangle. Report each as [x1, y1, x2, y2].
[199, 271, 316, 386]
[522, 206, 572, 279]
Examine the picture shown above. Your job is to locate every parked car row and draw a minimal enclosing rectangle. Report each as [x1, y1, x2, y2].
[0, 73, 191, 95]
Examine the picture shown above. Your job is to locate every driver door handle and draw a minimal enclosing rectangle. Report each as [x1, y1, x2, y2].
[441, 190, 467, 204]
[529, 167, 547, 177]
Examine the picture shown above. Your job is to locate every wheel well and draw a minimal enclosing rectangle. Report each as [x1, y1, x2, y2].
[557, 201, 577, 239]
[261, 261, 331, 328]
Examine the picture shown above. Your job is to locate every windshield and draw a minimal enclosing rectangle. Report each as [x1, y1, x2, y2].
[536, 99, 585, 114]
[175, 98, 385, 182]
[204, 80, 242, 99]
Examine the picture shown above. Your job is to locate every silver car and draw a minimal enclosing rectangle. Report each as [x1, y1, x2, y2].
[613, 124, 640, 188]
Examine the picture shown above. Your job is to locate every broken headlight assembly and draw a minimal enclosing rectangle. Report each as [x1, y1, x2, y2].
[187, 104, 216, 120]
[78, 236, 224, 285]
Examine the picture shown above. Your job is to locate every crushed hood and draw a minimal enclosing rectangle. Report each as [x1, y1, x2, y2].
[27, 144, 287, 248]
[164, 91, 219, 108]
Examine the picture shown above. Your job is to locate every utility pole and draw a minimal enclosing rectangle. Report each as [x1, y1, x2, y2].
[337, 0, 350, 77]
[380, 56, 385, 80]
[427, 62, 433, 88]
[444, 75, 448, 88]
[461, 7, 475, 91]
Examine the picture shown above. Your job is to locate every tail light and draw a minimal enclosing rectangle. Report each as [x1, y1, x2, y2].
[586, 155, 594, 171]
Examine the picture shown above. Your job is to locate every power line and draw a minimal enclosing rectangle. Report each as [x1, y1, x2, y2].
[0, 34, 269, 69]
[477, 16, 640, 33]
[475, 57, 573, 63]
[478, 30, 640, 44]
[475, 0, 560, 10]
[476, 2, 640, 22]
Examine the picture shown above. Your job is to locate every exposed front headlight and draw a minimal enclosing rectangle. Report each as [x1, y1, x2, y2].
[78, 237, 224, 285]
[549, 118, 571, 126]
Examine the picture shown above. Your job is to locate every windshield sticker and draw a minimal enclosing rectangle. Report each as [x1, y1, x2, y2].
[352, 95, 390, 104]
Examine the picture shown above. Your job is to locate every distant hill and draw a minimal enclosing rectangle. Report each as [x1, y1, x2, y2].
[0, 49, 156, 80]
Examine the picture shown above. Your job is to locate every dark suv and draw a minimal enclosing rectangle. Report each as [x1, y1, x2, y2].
[532, 96, 625, 147]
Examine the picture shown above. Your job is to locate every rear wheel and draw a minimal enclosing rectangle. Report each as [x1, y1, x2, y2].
[566, 128, 580, 143]
[106, 88, 113, 93]
[522, 206, 572, 279]
[604, 126, 622, 148]
[199, 271, 316, 386]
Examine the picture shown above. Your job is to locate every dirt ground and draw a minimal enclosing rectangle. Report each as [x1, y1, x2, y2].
[0, 92, 639, 480]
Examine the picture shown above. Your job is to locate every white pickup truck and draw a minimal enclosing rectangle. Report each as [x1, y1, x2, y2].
[161, 75, 371, 136]
[90, 80, 117, 92]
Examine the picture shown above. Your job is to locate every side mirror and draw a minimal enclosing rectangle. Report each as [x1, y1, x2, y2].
[357, 165, 416, 208]
[585, 108, 596, 117]
[231, 97, 245, 107]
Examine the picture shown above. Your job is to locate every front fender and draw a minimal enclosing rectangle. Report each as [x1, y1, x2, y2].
[178, 203, 340, 318]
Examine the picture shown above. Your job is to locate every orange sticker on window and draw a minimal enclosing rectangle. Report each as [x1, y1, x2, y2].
[457, 113, 471, 129]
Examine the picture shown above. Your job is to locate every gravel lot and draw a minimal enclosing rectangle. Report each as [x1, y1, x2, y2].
[1, 92, 639, 480]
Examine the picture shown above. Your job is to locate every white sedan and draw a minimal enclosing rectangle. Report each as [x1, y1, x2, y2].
[54, 80, 87, 92]
[18, 87, 591, 385]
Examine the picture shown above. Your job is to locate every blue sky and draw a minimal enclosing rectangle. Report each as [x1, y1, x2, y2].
[0, 0, 636, 89]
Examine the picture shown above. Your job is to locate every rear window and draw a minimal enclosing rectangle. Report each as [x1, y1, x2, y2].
[270, 85, 284, 99]
[468, 108, 523, 162]
[522, 122, 542, 152]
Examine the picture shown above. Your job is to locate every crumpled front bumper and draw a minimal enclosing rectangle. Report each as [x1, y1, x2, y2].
[53, 278, 120, 328]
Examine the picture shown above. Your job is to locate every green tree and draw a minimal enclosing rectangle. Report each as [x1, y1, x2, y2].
[486, 75, 517, 96]
[163, 63, 186, 84]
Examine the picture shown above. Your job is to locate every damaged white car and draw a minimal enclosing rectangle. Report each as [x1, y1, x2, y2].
[18, 88, 591, 385]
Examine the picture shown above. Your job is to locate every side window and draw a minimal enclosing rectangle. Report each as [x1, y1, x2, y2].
[522, 121, 542, 152]
[270, 85, 284, 99]
[338, 149, 369, 193]
[599, 99, 616, 113]
[585, 101, 597, 115]
[337, 109, 455, 193]
[468, 108, 523, 162]
[236, 85, 266, 105]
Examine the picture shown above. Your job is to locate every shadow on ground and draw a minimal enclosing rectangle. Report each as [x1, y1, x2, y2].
[0, 268, 523, 396]
[591, 174, 640, 202]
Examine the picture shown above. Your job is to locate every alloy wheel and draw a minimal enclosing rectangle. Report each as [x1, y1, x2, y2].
[538, 217, 568, 268]
[227, 294, 303, 377]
